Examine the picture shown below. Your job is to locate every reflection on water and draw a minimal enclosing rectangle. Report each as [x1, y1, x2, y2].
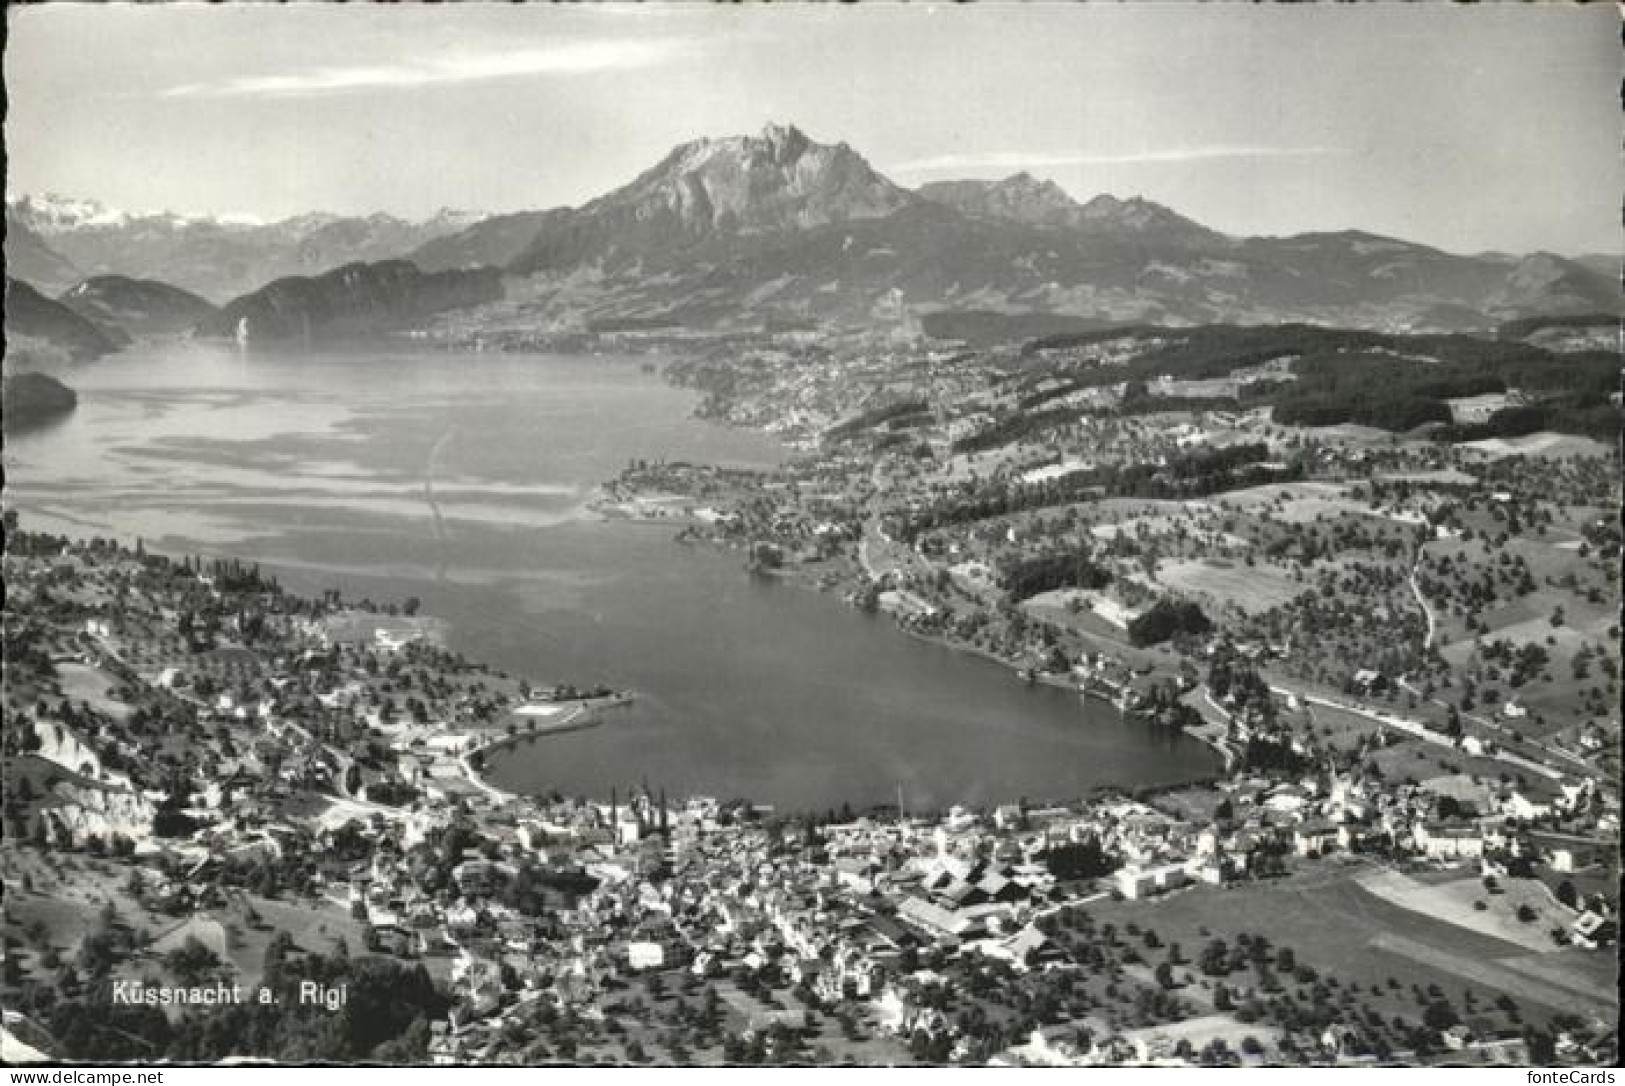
[5, 342, 1219, 809]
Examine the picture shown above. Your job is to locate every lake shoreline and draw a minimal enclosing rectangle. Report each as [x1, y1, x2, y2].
[596, 516, 1234, 787]
[10, 343, 1228, 814]
[477, 526, 1228, 810]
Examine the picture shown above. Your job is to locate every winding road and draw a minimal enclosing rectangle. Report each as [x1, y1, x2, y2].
[1407, 552, 1437, 652]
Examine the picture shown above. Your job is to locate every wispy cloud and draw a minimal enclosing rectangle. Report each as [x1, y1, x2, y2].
[161, 39, 695, 98]
[892, 146, 1346, 173]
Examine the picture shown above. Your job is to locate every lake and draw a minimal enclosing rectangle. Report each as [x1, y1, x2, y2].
[4, 343, 1220, 811]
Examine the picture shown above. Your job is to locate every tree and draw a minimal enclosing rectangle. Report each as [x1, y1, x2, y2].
[77, 929, 120, 977]
[371, 1016, 431, 1062]
[1422, 999, 1458, 1033]
[1128, 599, 1212, 648]
[1046, 837, 1114, 880]
[164, 935, 219, 987]
[1555, 879, 1578, 909]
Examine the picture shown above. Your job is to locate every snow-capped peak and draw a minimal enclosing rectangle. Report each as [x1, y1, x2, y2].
[5, 192, 277, 232]
[7, 192, 133, 232]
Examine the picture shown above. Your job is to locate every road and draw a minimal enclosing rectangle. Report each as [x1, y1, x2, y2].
[1393, 675, 1600, 780]
[1407, 552, 1437, 652]
[1399, 552, 1600, 781]
[1268, 684, 1565, 781]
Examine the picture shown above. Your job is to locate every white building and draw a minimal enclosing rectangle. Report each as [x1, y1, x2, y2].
[627, 942, 665, 971]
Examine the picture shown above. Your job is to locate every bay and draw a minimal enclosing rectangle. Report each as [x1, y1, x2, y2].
[4, 343, 1220, 811]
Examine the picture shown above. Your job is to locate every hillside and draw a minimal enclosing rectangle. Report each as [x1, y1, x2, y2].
[1, 371, 78, 432]
[1006, 321, 1622, 441]
[195, 259, 505, 342]
[1485, 253, 1623, 317]
[4, 278, 125, 361]
[1572, 254, 1619, 281]
[411, 209, 566, 272]
[57, 275, 217, 338]
[3, 213, 83, 294]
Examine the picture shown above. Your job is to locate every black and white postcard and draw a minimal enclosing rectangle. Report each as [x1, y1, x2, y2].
[2, 3, 1618, 1069]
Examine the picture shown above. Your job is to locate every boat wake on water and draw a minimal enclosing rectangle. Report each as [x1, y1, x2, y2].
[423, 426, 457, 581]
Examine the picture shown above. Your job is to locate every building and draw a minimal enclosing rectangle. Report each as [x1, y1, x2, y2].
[1413, 821, 1485, 860]
[1570, 911, 1617, 950]
[897, 896, 978, 939]
[1350, 669, 1388, 696]
[1292, 821, 1339, 858]
[627, 941, 665, 971]
[982, 925, 1061, 974]
[1115, 862, 1189, 901]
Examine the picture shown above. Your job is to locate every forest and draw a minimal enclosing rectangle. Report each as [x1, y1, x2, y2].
[1016, 323, 1620, 438]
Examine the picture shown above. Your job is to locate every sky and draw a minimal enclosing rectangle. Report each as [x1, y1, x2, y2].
[4, 3, 1619, 255]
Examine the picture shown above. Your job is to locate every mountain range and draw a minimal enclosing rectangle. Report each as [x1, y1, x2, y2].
[411, 123, 1617, 333]
[2, 370, 78, 431]
[58, 275, 217, 338]
[917, 172, 1224, 246]
[5, 195, 479, 303]
[6, 124, 1619, 344]
[4, 278, 126, 362]
[192, 260, 503, 342]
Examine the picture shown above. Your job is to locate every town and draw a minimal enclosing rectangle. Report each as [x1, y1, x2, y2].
[3, 318, 1618, 1069]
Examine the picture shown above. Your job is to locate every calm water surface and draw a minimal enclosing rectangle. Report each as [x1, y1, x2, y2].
[5, 344, 1219, 810]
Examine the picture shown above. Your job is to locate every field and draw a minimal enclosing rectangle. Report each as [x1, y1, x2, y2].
[1375, 469, 1478, 486]
[1023, 590, 1138, 640]
[1116, 1013, 1285, 1064]
[1355, 869, 1564, 953]
[213, 888, 377, 989]
[1212, 481, 1408, 526]
[321, 611, 448, 646]
[1461, 433, 1613, 460]
[1368, 934, 1615, 1022]
[2, 846, 384, 1001]
[4, 850, 178, 988]
[1086, 859, 1616, 1027]
[1151, 558, 1309, 616]
[1358, 735, 1530, 788]
[1300, 423, 1395, 444]
[1298, 701, 1385, 748]
[1436, 596, 1614, 735]
[560, 967, 910, 1066]
[55, 662, 133, 722]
